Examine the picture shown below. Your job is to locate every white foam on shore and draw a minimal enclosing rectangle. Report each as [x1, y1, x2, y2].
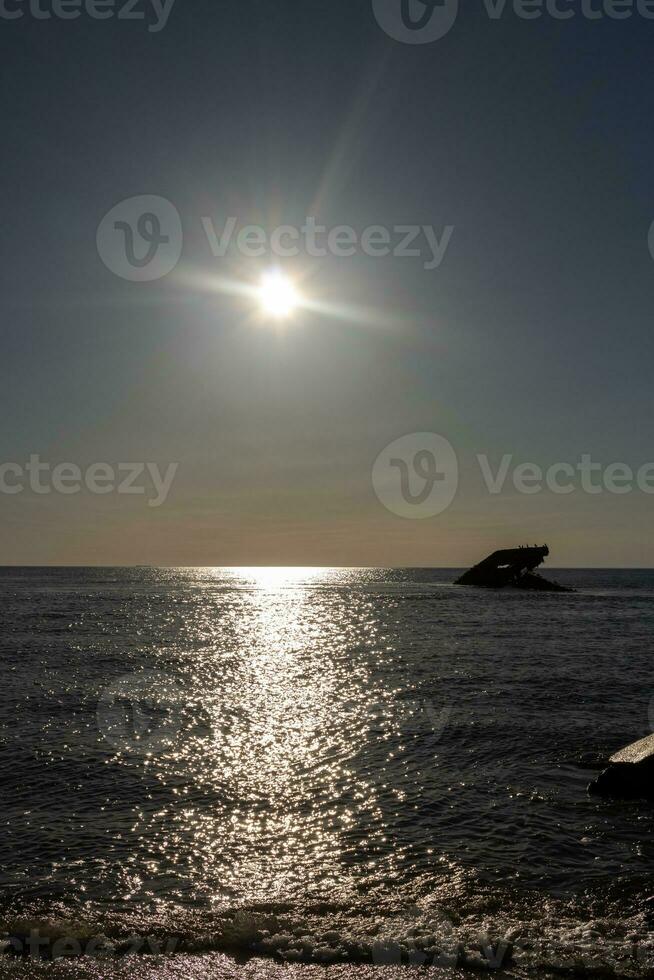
[1, 889, 652, 979]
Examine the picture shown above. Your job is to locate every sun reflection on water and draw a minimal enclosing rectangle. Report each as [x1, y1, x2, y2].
[235, 567, 333, 590]
[136, 567, 386, 906]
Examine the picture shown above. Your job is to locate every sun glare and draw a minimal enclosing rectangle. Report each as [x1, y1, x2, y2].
[258, 270, 300, 319]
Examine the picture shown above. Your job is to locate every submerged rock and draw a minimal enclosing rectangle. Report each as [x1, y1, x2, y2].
[455, 545, 572, 592]
[589, 733, 654, 799]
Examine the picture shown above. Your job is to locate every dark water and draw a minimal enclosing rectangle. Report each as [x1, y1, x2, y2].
[1, 567, 653, 976]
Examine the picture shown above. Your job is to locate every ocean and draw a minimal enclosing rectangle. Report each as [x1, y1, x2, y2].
[1, 567, 653, 978]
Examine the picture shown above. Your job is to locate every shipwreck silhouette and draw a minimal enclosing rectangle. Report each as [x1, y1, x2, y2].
[455, 545, 572, 592]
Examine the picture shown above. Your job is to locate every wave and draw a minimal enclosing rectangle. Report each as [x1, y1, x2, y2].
[2, 884, 652, 977]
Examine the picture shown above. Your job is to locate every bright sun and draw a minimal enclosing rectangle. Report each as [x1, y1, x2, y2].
[258, 270, 300, 319]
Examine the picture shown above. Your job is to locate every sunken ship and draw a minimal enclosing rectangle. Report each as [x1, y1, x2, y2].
[455, 545, 572, 592]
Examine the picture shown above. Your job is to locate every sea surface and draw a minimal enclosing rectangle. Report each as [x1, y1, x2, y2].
[1, 567, 653, 978]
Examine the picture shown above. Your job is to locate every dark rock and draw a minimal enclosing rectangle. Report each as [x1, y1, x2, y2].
[588, 733, 654, 799]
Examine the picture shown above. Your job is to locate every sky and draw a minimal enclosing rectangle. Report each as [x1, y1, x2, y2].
[1, 0, 654, 566]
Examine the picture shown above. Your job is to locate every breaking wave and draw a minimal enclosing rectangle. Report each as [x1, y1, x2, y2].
[2, 868, 653, 977]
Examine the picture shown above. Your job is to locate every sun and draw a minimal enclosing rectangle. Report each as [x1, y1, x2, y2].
[258, 270, 300, 319]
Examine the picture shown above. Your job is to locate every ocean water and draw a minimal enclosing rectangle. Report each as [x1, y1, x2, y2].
[1, 567, 653, 978]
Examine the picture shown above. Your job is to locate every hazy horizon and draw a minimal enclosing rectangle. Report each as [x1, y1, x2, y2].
[3, 562, 654, 570]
